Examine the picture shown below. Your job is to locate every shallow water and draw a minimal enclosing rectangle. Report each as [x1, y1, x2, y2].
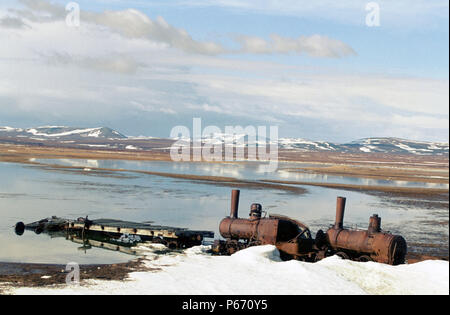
[36, 159, 450, 189]
[0, 160, 448, 264]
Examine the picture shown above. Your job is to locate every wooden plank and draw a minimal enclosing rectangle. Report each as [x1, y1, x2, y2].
[25, 217, 215, 239]
[71, 223, 179, 239]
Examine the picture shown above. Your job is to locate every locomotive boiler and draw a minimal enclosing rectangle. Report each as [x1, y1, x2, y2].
[212, 190, 407, 265]
[325, 197, 407, 265]
[213, 190, 317, 261]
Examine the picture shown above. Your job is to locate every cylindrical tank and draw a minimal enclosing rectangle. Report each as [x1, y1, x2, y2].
[326, 197, 407, 265]
[219, 217, 279, 244]
[326, 228, 407, 265]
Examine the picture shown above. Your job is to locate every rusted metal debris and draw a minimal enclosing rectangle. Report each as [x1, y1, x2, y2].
[15, 217, 214, 250]
[212, 190, 407, 265]
[14, 190, 407, 265]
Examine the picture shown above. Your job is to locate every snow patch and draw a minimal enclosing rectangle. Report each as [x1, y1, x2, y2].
[0, 126, 17, 132]
[26, 127, 103, 138]
[6, 245, 448, 295]
[78, 144, 110, 148]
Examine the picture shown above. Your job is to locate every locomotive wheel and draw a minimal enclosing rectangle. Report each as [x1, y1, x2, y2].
[335, 251, 350, 260]
[358, 255, 373, 262]
[314, 248, 330, 262]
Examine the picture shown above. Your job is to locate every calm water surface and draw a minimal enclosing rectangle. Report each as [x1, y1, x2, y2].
[0, 160, 448, 264]
[37, 158, 450, 189]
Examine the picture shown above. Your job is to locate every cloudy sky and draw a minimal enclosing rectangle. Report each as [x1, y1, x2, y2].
[0, 0, 448, 142]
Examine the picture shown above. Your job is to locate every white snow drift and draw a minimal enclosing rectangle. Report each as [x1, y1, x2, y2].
[5, 245, 448, 295]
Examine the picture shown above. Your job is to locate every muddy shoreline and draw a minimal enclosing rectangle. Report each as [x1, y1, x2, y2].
[1, 142, 448, 168]
[0, 259, 149, 293]
[284, 165, 449, 184]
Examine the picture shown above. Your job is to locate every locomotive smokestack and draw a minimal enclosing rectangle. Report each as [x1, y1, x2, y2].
[230, 190, 240, 218]
[334, 196, 346, 229]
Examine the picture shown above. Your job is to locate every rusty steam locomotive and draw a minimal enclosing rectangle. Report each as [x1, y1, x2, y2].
[212, 190, 407, 265]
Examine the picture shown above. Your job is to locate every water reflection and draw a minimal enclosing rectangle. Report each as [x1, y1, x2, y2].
[20, 229, 142, 257]
[0, 161, 448, 264]
[37, 159, 449, 189]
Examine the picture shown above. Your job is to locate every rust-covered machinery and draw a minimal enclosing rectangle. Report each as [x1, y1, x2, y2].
[15, 217, 214, 250]
[212, 190, 407, 265]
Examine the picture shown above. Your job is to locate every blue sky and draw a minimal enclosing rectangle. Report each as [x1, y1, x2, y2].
[0, 0, 448, 141]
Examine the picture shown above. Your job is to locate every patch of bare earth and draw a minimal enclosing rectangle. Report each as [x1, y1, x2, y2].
[0, 258, 153, 290]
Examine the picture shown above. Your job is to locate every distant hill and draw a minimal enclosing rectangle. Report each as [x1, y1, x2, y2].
[0, 126, 126, 140]
[0, 126, 448, 156]
[278, 137, 449, 156]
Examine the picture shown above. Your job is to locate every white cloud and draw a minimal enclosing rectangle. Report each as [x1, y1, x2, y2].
[9, 0, 226, 55]
[43, 53, 144, 74]
[0, 1, 447, 141]
[4, 0, 356, 58]
[0, 15, 29, 29]
[130, 101, 177, 115]
[85, 10, 227, 55]
[391, 114, 448, 130]
[236, 34, 356, 57]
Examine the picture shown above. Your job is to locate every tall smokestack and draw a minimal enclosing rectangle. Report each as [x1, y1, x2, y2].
[334, 196, 346, 229]
[230, 190, 240, 218]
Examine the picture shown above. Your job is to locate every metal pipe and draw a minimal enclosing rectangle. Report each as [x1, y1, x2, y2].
[334, 196, 346, 229]
[368, 214, 381, 233]
[230, 189, 240, 218]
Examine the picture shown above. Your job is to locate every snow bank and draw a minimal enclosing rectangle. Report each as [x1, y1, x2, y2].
[26, 127, 102, 138]
[0, 126, 17, 132]
[6, 245, 449, 295]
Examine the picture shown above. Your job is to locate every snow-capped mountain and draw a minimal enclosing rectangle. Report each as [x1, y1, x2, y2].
[279, 138, 339, 151]
[345, 138, 449, 155]
[0, 126, 126, 140]
[172, 132, 275, 147]
[278, 137, 449, 156]
[0, 126, 448, 156]
[173, 134, 448, 155]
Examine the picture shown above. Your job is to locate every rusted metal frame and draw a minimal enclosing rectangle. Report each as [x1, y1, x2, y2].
[215, 190, 407, 265]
